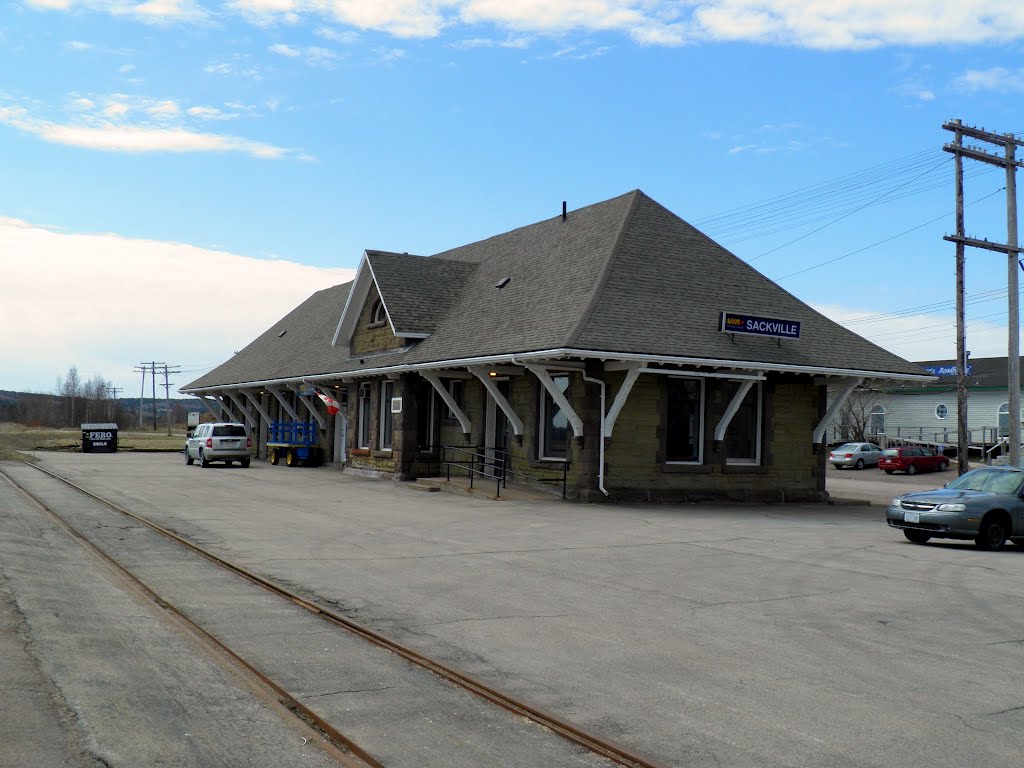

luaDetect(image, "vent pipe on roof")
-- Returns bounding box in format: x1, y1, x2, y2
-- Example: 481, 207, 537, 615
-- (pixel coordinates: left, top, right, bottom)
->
562, 201, 567, 222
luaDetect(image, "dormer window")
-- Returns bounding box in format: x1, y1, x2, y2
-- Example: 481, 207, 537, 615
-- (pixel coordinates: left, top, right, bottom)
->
369, 299, 386, 326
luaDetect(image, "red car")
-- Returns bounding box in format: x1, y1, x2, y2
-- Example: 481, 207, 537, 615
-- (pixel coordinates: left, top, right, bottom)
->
878, 446, 949, 475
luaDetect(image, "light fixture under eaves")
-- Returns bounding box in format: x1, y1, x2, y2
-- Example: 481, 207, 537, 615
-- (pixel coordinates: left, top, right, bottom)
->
277, 330, 287, 337
495, 277, 511, 290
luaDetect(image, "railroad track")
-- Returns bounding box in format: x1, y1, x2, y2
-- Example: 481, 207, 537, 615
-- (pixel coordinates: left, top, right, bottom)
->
2, 461, 670, 768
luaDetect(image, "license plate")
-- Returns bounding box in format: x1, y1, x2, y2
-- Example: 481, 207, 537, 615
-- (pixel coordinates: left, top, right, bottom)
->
904, 511, 920, 523
222, 439, 238, 445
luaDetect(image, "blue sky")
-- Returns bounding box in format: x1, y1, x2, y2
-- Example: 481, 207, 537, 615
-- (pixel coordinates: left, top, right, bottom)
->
1, 1, 1023, 396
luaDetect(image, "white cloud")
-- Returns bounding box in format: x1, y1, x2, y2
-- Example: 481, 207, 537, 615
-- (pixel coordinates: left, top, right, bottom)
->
119, 63, 136, 73
953, 67, 1024, 94
315, 26, 359, 43
0, 99, 300, 158
22, 1, 1024, 49
187, 105, 237, 120
0, 217, 354, 394
269, 43, 301, 57
66, 40, 93, 51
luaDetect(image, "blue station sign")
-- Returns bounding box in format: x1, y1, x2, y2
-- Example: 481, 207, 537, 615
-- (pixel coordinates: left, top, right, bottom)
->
720, 311, 801, 340
922, 365, 972, 377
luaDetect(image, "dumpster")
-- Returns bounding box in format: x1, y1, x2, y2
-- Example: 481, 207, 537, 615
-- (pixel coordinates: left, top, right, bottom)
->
81, 423, 118, 453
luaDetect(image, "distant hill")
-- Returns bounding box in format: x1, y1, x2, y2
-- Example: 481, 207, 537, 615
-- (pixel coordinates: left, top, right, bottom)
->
0, 390, 202, 428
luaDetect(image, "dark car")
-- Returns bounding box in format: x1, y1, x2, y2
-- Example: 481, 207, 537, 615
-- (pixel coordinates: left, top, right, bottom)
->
886, 466, 1024, 550
878, 446, 949, 475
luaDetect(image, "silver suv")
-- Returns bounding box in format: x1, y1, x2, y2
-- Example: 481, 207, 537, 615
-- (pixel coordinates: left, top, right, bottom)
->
185, 423, 252, 467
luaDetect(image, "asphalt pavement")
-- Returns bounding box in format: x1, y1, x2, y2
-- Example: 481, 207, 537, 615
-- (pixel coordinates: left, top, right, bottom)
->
2, 452, 1024, 768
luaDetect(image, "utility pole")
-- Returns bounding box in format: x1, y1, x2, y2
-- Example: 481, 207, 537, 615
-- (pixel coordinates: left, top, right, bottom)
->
160, 365, 181, 436
105, 385, 122, 422
134, 365, 147, 429
953, 122, 969, 475
943, 120, 1024, 466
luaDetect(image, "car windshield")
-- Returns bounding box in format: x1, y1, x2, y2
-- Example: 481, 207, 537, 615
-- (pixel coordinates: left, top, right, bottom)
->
946, 468, 1024, 495
835, 444, 860, 452
883, 449, 899, 456
212, 425, 247, 437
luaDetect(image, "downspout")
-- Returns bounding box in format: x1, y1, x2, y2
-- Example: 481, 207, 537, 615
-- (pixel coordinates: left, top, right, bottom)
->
513, 354, 607, 495
582, 371, 608, 497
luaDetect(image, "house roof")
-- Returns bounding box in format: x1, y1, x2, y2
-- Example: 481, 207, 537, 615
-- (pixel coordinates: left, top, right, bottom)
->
890, 356, 1024, 391
182, 190, 927, 392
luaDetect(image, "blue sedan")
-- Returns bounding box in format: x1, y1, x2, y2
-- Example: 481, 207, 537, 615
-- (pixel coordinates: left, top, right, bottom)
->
886, 466, 1024, 550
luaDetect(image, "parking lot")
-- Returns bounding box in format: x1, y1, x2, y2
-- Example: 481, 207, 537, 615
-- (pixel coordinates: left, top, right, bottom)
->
5, 452, 1024, 767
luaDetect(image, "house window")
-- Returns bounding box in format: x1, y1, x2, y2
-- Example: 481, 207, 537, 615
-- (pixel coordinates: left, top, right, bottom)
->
357, 384, 372, 449
725, 382, 761, 465
444, 379, 464, 420
665, 378, 703, 463
869, 404, 886, 435
935, 403, 948, 420
379, 380, 395, 450
370, 299, 386, 325
539, 375, 570, 460
998, 402, 1010, 436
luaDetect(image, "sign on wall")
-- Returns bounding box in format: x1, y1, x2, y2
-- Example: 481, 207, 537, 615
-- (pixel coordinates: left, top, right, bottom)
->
720, 311, 801, 340
922, 365, 972, 377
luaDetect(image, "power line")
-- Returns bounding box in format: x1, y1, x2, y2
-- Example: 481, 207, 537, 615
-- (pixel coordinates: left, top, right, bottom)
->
750, 155, 954, 262
773, 185, 1006, 280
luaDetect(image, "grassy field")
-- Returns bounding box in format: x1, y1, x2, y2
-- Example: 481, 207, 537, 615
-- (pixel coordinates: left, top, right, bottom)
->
0, 423, 186, 461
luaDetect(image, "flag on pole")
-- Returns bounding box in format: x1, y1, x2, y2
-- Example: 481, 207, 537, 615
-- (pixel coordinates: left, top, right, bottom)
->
314, 387, 341, 415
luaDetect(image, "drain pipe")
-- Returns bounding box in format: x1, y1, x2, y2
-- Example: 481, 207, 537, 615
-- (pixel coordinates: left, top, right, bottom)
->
512, 356, 608, 497
581, 371, 609, 497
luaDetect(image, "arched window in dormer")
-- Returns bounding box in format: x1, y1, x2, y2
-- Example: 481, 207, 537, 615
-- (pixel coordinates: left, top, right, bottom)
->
370, 299, 386, 325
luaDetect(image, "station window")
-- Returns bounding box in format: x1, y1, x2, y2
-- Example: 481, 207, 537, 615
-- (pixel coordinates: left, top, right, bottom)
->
665, 378, 703, 464
444, 379, 464, 420
539, 375, 570, 461
725, 382, 761, 465
357, 384, 372, 449
935, 403, 948, 420
370, 299, 386, 325
379, 380, 395, 450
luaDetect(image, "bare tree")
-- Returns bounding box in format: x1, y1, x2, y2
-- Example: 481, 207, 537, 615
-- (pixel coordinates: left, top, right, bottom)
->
56, 366, 82, 427
829, 386, 885, 443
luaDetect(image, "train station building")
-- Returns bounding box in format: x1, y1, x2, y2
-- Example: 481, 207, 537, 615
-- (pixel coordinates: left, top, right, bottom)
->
180, 190, 930, 501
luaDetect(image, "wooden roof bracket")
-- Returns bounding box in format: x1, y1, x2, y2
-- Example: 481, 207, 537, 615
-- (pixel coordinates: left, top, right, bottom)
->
714, 380, 755, 441
225, 391, 258, 429
197, 394, 228, 421
240, 388, 273, 424
523, 362, 584, 438
469, 365, 524, 436
287, 384, 328, 431
421, 371, 472, 435
604, 363, 643, 438
267, 386, 303, 423
812, 377, 864, 444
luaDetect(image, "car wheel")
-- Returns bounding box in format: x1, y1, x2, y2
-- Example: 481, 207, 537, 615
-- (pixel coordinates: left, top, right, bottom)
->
885, 470, 894, 475
975, 514, 1009, 550
200, 449, 210, 468
855, 459, 865, 470
240, 458, 250, 468
270, 449, 279, 465
185, 449, 194, 466
938, 460, 949, 471
906, 464, 917, 475
833, 464, 843, 470
904, 529, 931, 544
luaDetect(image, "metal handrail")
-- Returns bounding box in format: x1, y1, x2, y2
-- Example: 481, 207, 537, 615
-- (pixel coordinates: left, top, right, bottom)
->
439, 444, 569, 499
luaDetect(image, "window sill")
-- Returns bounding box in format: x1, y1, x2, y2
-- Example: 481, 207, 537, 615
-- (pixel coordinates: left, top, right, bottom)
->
372, 449, 393, 458
350, 448, 370, 456
661, 463, 713, 474
722, 463, 768, 474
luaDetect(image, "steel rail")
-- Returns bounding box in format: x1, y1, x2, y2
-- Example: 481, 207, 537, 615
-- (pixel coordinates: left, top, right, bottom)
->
14, 461, 670, 768
0, 466, 379, 768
